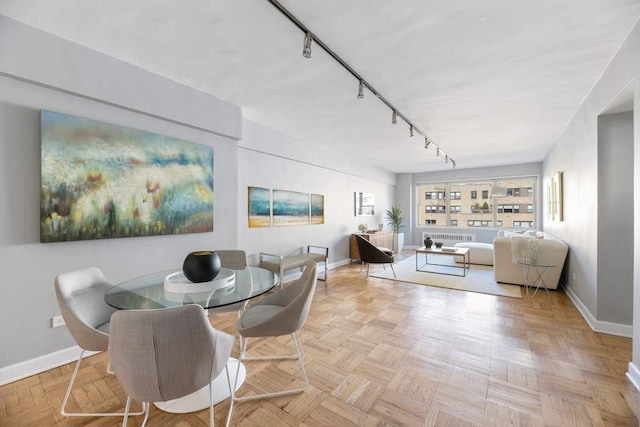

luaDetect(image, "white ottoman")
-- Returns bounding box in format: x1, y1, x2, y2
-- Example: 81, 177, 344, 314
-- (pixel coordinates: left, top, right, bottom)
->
453, 242, 494, 265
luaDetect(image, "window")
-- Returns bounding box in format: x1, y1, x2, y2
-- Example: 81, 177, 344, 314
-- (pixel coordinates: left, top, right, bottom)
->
416, 177, 536, 228
467, 220, 493, 227
513, 221, 533, 228
425, 205, 446, 213
498, 204, 520, 214
425, 219, 436, 225
425, 191, 445, 200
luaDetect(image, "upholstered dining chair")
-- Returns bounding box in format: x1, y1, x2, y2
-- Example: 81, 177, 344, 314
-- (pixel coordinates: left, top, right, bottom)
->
226, 261, 318, 424
216, 249, 248, 270
209, 250, 250, 316
109, 304, 235, 427
354, 234, 396, 278
54, 266, 144, 418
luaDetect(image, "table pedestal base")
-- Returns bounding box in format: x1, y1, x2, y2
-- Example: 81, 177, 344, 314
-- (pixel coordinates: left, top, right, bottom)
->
154, 358, 246, 413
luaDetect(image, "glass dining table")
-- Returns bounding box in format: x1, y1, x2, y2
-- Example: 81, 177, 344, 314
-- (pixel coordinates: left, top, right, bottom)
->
104, 266, 278, 414
104, 266, 277, 311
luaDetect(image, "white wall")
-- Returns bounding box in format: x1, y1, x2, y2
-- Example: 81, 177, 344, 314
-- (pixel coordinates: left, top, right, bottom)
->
0, 17, 242, 371
542, 20, 640, 378
238, 120, 396, 265
597, 112, 634, 325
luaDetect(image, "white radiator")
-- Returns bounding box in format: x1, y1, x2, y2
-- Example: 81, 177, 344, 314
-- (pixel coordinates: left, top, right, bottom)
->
422, 232, 476, 246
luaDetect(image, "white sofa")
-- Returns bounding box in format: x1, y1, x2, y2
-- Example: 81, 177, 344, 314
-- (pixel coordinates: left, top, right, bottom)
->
493, 231, 569, 289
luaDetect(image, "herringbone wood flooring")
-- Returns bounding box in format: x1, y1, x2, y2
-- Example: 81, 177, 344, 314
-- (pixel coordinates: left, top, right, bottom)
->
2, 254, 639, 426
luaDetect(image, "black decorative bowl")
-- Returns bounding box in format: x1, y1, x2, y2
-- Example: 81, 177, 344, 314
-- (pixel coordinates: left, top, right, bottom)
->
182, 251, 221, 283
434, 242, 444, 248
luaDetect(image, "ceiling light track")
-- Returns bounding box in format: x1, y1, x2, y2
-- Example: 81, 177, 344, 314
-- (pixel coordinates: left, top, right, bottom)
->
265, 0, 455, 168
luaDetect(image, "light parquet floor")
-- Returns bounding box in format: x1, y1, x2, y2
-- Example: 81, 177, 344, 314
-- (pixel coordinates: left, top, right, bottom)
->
2, 253, 639, 426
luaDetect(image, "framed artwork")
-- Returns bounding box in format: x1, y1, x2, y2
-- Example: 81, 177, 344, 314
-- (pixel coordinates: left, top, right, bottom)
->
273, 190, 310, 226
311, 194, 324, 224
552, 171, 563, 221
248, 187, 271, 227
40, 110, 213, 242
354, 192, 375, 216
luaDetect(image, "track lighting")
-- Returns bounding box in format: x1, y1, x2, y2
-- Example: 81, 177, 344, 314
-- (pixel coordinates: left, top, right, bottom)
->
445, 155, 449, 163
267, 0, 457, 167
302, 32, 313, 58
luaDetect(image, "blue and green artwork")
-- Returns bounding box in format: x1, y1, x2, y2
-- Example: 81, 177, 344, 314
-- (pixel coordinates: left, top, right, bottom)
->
273, 190, 310, 226
40, 110, 214, 242
248, 187, 271, 227
311, 194, 324, 224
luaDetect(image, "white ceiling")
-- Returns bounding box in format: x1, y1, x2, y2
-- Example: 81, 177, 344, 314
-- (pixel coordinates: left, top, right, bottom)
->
1, 0, 639, 173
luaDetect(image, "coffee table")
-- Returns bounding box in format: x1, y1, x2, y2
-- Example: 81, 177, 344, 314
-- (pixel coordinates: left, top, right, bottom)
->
415, 246, 470, 277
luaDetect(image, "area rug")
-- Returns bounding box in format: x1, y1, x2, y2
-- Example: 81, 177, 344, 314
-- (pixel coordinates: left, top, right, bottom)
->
369, 254, 522, 298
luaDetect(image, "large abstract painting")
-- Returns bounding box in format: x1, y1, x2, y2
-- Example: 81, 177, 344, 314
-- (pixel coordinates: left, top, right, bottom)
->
40, 110, 214, 242
248, 186, 271, 227
273, 190, 310, 227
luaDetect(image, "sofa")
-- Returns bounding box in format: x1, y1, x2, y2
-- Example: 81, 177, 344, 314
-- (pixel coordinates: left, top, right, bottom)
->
493, 230, 569, 289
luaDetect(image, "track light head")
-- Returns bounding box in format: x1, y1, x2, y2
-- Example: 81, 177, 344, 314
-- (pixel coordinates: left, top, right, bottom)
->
436, 147, 441, 157
392, 110, 397, 125
409, 125, 414, 137
424, 138, 431, 149
452, 160, 456, 168
445, 155, 449, 163
303, 32, 313, 58
357, 80, 364, 99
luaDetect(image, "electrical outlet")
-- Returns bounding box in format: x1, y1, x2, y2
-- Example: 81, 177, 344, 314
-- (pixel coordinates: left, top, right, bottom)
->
572, 271, 577, 281
51, 315, 65, 328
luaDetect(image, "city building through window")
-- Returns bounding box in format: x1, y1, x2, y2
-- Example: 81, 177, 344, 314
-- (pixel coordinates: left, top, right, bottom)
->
417, 177, 536, 228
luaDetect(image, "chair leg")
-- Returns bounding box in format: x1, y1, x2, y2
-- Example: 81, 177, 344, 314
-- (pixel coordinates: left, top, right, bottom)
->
61, 350, 145, 418
209, 381, 215, 427
389, 263, 397, 278
366, 264, 371, 277
224, 365, 234, 427
140, 402, 150, 427
122, 397, 131, 427
234, 332, 308, 402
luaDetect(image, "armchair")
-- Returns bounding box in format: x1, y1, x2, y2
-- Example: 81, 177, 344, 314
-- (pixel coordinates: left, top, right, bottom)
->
354, 234, 396, 278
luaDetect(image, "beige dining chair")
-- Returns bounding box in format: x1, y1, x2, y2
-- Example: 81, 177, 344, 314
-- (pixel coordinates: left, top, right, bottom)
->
209, 250, 250, 316
226, 261, 318, 424
215, 249, 248, 270
109, 304, 235, 427
54, 266, 144, 418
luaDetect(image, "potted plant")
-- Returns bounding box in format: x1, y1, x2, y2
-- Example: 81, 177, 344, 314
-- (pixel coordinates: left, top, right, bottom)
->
385, 205, 405, 253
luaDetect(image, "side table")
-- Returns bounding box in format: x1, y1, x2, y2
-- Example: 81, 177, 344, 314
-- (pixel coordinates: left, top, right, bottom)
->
518, 261, 555, 297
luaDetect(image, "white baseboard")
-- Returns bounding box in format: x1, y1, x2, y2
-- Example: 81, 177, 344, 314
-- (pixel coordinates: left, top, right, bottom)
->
0, 346, 99, 386
562, 283, 633, 338
627, 362, 640, 391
